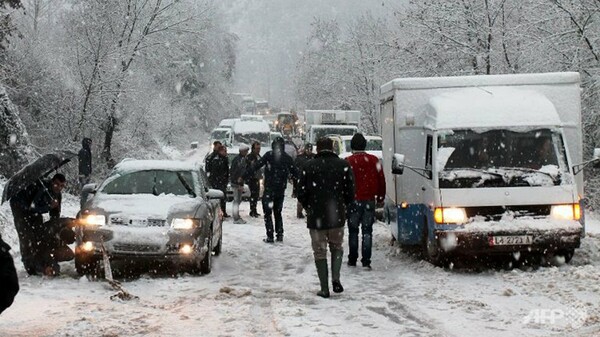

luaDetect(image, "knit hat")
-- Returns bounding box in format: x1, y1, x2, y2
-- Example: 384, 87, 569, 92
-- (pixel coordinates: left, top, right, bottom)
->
350, 133, 366, 151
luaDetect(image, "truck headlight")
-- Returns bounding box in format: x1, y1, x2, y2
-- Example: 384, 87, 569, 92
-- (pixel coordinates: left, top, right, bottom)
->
81, 214, 106, 226
171, 218, 199, 229
434, 207, 467, 224
551, 204, 581, 220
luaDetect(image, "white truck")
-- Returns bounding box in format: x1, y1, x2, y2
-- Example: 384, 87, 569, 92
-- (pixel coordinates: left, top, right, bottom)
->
303, 110, 360, 145
230, 116, 271, 156
380, 72, 600, 265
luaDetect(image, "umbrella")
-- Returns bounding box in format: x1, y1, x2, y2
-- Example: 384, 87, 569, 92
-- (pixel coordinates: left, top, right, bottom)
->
1, 151, 76, 204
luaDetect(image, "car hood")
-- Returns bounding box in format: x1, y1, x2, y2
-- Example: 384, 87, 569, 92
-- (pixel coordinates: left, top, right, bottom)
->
85, 193, 200, 221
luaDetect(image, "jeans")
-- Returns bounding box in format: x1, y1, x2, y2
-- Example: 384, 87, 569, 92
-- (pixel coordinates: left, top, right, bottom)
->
248, 179, 260, 214
232, 185, 243, 220
262, 191, 284, 239
347, 200, 375, 266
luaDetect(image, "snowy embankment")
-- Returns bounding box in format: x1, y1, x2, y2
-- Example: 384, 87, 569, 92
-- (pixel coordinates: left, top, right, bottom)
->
1, 177, 600, 336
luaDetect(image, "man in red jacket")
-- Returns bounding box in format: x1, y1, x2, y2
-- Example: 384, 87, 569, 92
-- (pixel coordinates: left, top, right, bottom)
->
345, 133, 386, 269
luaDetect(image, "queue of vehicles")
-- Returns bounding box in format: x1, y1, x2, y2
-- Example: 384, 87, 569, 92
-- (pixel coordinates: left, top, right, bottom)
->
72, 71, 600, 281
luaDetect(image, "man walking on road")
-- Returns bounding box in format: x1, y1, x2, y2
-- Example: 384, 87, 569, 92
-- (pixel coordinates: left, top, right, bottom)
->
230, 144, 249, 224
345, 133, 386, 269
245, 141, 262, 218
247, 137, 297, 243
298, 137, 355, 298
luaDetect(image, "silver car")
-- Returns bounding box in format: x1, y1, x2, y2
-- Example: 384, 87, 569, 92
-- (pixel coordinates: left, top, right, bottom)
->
75, 159, 224, 276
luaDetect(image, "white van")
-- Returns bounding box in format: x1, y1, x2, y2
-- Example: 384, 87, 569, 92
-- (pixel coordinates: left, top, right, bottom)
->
380, 72, 600, 265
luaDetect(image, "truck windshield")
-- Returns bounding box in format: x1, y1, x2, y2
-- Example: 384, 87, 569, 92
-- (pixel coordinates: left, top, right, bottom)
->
437, 129, 568, 188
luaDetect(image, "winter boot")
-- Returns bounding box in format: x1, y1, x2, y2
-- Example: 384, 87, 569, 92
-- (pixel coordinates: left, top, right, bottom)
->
331, 249, 344, 293
315, 259, 330, 298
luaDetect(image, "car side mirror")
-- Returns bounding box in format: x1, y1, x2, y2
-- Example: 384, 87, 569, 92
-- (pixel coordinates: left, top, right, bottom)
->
206, 189, 224, 200
82, 183, 97, 194
391, 154, 405, 175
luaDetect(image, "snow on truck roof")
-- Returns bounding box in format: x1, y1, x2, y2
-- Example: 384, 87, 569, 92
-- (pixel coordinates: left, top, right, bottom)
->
426, 87, 562, 129
380, 72, 580, 95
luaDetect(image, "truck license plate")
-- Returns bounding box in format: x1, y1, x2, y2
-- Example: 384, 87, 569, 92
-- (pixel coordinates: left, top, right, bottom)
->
490, 235, 533, 246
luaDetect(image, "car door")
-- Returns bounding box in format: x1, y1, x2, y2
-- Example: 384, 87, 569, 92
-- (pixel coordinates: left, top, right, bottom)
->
198, 169, 221, 244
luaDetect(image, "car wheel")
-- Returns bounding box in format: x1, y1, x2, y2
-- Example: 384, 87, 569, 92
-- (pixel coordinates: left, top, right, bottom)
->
75, 255, 100, 277
199, 231, 213, 274
213, 229, 222, 256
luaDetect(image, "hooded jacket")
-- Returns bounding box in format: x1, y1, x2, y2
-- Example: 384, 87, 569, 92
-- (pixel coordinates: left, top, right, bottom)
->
248, 138, 297, 194
78, 138, 92, 176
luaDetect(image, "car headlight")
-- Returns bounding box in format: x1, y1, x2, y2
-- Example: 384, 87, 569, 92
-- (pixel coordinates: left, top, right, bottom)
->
434, 207, 467, 224
81, 214, 106, 226
551, 204, 581, 220
171, 218, 199, 229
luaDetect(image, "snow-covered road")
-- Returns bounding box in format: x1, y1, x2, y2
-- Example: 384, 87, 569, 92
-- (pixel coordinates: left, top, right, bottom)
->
1, 187, 600, 336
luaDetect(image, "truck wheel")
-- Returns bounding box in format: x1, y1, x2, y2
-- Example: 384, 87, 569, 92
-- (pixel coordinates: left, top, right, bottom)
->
199, 231, 213, 274
422, 222, 446, 267
560, 249, 575, 264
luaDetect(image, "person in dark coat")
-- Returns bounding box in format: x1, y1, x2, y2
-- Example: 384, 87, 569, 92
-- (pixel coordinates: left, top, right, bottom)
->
9, 173, 73, 276
204, 141, 222, 166
0, 235, 19, 314
345, 133, 386, 269
78, 137, 93, 190
206, 144, 230, 217
298, 137, 355, 298
230, 143, 249, 224
294, 143, 314, 218
247, 137, 298, 242
245, 141, 262, 218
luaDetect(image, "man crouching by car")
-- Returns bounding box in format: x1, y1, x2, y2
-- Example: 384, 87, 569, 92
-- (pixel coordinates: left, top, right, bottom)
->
0, 235, 19, 314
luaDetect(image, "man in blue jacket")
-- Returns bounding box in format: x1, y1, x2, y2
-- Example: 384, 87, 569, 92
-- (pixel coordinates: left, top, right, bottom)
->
248, 137, 298, 243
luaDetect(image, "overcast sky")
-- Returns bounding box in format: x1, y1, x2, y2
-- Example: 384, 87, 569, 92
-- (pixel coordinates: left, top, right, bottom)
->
219, 0, 392, 110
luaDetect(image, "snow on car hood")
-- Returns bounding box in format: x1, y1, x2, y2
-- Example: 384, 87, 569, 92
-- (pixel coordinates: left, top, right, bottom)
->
86, 193, 199, 220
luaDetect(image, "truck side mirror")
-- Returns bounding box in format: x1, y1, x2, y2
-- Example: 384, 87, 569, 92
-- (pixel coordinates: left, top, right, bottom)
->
392, 154, 405, 175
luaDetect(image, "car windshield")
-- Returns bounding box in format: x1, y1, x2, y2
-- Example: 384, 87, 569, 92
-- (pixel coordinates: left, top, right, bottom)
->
366, 139, 382, 151
313, 127, 356, 140
211, 130, 229, 140
101, 170, 196, 196
437, 129, 567, 188
233, 132, 269, 145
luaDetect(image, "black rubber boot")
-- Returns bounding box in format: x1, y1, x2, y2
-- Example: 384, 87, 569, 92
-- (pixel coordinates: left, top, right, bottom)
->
315, 259, 330, 298
331, 249, 344, 293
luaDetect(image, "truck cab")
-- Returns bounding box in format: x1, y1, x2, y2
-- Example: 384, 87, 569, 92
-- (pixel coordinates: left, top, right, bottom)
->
380, 72, 600, 265
304, 110, 360, 144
